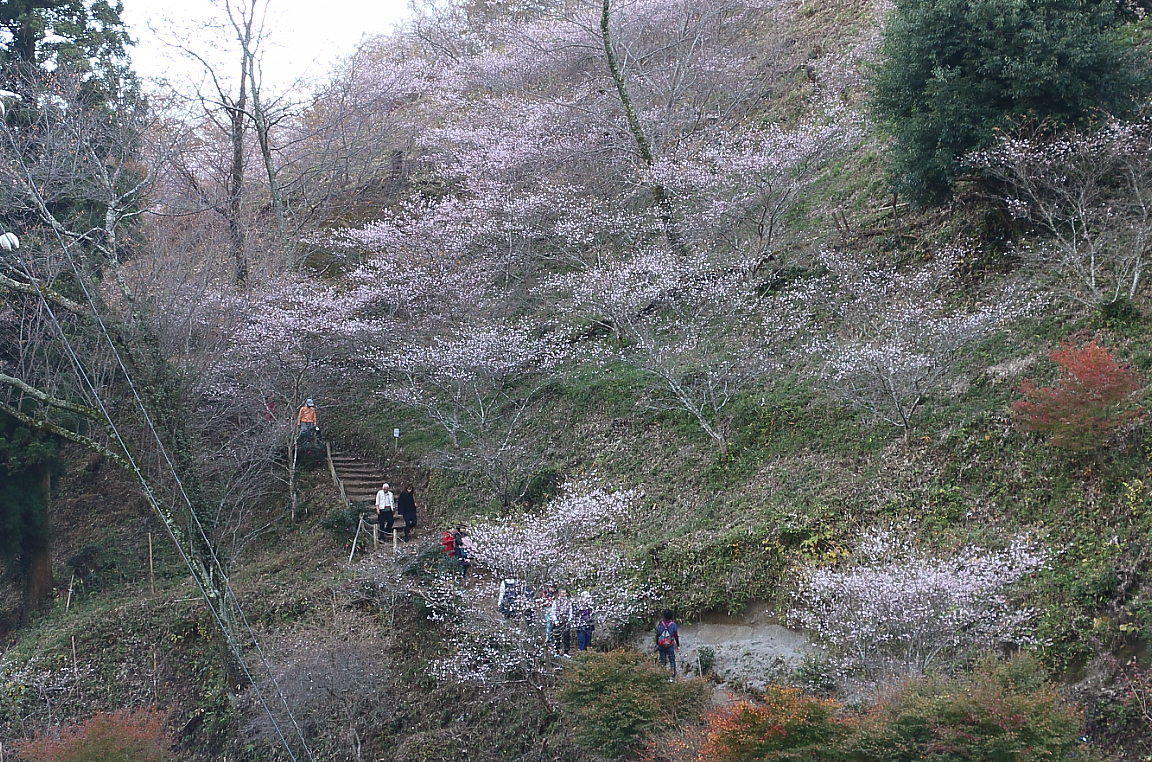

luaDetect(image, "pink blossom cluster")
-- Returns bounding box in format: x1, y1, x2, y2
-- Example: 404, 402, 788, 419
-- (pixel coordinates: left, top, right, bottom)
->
202, 277, 385, 399
650, 117, 861, 250
967, 117, 1152, 305
777, 246, 1037, 437
465, 480, 653, 627
788, 527, 1048, 681
0, 653, 96, 725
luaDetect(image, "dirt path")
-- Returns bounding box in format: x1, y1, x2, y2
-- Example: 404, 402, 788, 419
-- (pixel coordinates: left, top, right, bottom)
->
669, 603, 813, 696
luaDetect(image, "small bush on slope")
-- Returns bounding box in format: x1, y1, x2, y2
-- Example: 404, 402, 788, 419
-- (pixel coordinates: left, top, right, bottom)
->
559, 649, 707, 759
842, 654, 1092, 762
696, 655, 1092, 762
17, 709, 175, 762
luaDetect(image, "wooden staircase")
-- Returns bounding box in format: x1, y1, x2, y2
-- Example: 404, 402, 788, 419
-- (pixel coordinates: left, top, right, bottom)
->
327, 451, 430, 552
328, 453, 385, 504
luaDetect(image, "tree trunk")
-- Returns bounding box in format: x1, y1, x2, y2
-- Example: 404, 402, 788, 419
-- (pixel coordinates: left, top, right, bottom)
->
600, 0, 689, 258
228, 96, 248, 285
23, 546, 53, 622
248, 58, 293, 267
22, 471, 53, 621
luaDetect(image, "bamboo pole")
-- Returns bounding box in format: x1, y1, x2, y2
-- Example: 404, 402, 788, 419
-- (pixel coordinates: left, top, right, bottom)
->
65, 573, 74, 612
289, 438, 298, 523
148, 532, 155, 595
349, 517, 364, 563
327, 443, 351, 510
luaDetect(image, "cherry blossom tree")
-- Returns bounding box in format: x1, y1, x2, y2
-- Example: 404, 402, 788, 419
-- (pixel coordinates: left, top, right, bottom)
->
780, 246, 1037, 445
372, 323, 570, 506
650, 116, 861, 255
543, 247, 769, 451
788, 527, 1047, 682
968, 118, 1152, 307
415, 482, 655, 701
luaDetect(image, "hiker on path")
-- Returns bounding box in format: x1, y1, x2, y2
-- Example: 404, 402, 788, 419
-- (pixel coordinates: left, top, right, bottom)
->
575, 592, 594, 651
549, 589, 573, 658
375, 483, 395, 537
441, 529, 455, 556
656, 609, 680, 678
538, 586, 557, 638
296, 399, 319, 443
454, 526, 473, 576
397, 483, 418, 541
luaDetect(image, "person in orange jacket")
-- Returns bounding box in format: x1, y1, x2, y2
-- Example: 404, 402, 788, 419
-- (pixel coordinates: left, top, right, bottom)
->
297, 398, 319, 443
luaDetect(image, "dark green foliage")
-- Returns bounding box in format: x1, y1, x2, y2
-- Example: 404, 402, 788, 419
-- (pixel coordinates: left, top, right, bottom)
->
0, 413, 59, 574
642, 526, 788, 616
1095, 297, 1144, 333
872, 0, 1148, 206
0, 0, 134, 94
559, 649, 707, 759
842, 654, 1089, 762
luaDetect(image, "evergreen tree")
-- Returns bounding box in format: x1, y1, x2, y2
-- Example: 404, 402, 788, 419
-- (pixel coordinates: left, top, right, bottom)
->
0, 412, 61, 618
872, 0, 1149, 206
0, 0, 135, 96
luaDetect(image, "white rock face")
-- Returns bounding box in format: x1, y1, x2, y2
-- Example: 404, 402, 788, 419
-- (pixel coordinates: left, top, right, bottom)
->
638, 603, 814, 695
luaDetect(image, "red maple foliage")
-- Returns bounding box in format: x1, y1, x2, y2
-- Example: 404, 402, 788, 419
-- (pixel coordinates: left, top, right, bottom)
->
1012, 340, 1145, 450
697, 686, 841, 762
16, 708, 175, 762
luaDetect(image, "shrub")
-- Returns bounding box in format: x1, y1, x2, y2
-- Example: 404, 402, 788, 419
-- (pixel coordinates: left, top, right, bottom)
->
696, 646, 716, 677
559, 649, 707, 759
1012, 340, 1145, 451
788, 528, 1046, 681
841, 654, 1088, 762
872, 0, 1147, 206
17, 708, 175, 762
699, 686, 840, 762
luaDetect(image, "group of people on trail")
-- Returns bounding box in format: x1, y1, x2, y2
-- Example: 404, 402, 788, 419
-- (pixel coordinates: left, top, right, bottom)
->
299, 397, 683, 675
495, 582, 679, 671
496, 584, 596, 658
374, 482, 419, 541
440, 526, 474, 575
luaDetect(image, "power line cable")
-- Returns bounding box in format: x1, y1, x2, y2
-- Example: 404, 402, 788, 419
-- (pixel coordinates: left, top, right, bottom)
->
3, 116, 314, 761
9, 249, 303, 762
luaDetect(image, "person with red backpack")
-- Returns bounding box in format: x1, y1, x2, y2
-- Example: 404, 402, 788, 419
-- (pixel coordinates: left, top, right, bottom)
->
655, 609, 680, 678
441, 529, 455, 557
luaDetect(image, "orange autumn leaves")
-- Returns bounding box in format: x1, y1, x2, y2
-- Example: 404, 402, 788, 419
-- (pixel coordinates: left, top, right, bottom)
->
699, 687, 838, 762
1013, 340, 1145, 451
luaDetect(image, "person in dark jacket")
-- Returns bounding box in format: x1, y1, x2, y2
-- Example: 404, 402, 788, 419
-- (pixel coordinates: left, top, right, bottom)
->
397, 483, 418, 541
656, 609, 680, 678
575, 592, 594, 651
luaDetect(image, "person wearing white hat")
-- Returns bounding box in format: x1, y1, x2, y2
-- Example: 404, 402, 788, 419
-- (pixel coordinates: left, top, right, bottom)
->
296, 398, 319, 444
375, 482, 395, 538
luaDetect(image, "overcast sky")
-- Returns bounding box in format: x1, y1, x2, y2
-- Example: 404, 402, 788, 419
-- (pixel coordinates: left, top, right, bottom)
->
122, 0, 413, 95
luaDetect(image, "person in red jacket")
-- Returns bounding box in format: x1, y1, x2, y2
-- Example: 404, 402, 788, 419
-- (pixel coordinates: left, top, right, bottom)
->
441, 529, 455, 556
